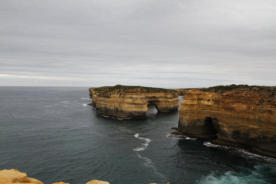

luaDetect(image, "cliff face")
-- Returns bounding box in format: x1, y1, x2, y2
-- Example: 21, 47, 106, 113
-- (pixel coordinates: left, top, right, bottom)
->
179, 86, 276, 158
89, 85, 178, 119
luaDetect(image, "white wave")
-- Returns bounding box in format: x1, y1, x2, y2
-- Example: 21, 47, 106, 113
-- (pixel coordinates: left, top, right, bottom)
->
237, 148, 276, 162
82, 104, 88, 107
167, 133, 197, 140
133, 133, 152, 152
203, 142, 276, 162
203, 141, 221, 148
136, 153, 167, 181
133, 133, 167, 181
185, 136, 197, 141
197, 170, 270, 184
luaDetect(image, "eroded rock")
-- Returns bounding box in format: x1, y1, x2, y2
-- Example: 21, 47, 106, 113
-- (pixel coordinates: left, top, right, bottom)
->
178, 86, 276, 158
86, 180, 110, 184
89, 85, 178, 119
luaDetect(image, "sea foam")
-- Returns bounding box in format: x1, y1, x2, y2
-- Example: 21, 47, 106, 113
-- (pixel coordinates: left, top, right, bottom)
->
133, 133, 167, 181
133, 133, 152, 152
197, 168, 270, 184
203, 142, 276, 162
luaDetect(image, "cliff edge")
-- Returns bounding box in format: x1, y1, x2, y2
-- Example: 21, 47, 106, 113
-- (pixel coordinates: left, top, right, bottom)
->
89, 85, 178, 119
178, 85, 276, 158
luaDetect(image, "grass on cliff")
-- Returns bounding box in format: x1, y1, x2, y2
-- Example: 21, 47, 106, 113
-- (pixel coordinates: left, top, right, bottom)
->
92, 85, 175, 97
201, 84, 276, 94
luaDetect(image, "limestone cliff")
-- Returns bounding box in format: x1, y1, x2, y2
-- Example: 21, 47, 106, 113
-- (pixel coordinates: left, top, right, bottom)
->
89, 85, 178, 119
178, 85, 276, 158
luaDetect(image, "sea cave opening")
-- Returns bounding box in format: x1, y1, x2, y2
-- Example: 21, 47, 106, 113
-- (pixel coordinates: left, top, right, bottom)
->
204, 117, 219, 139
146, 103, 159, 117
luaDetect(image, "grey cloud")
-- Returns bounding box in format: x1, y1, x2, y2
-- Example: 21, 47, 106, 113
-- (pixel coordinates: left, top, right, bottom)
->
0, 0, 276, 87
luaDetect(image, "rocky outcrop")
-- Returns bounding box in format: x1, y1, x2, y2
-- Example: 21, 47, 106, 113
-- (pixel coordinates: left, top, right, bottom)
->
178, 85, 276, 158
89, 85, 178, 119
86, 180, 110, 184
0, 169, 43, 184
0, 169, 110, 184
0, 169, 170, 184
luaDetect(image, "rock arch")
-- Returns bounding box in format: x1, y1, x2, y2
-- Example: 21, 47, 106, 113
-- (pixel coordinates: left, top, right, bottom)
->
203, 117, 219, 139
89, 85, 179, 119
146, 101, 159, 117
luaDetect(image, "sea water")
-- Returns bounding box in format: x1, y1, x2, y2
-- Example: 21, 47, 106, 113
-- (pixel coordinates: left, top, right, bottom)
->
0, 87, 275, 184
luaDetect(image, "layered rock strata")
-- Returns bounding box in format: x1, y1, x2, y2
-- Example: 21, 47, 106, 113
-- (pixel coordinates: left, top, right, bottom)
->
178, 85, 276, 158
89, 85, 178, 119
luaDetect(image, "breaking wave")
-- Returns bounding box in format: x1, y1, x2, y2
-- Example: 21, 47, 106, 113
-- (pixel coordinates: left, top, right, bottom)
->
133, 133, 167, 181
203, 142, 276, 162
197, 164, 276, 184
167, 133, 197, 140
133, 133, 152, 152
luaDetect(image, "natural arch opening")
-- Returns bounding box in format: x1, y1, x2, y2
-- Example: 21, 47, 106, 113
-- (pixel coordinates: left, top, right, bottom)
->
204, 117, 218, 139
146, 103, 159, 117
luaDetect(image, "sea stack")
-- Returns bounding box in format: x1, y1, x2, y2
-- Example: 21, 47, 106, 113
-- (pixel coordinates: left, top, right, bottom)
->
178, 85, 276, 158
89, 85, 178, 119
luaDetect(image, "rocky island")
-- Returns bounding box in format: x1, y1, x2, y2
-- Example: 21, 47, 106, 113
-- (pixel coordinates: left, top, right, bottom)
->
178, 85, 276, 158
89, 85, 178, 119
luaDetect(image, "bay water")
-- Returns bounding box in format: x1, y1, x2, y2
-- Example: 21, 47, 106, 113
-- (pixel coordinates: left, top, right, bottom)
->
0, 87, 275, 184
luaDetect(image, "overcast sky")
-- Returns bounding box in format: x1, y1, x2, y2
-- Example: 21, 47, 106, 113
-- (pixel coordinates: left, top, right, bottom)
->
1, 0, 276, 88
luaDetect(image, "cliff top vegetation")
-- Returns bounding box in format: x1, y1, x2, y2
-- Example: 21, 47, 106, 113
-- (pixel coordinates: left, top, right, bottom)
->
90, 85, 175, 97
201, 84, 276, 94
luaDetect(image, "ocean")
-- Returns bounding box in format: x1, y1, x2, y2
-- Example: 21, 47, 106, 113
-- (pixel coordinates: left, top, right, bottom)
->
0, 87, 275, 184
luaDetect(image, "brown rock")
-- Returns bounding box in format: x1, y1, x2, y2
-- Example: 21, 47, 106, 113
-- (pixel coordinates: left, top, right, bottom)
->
89, 85, 178, 119
0, 169, 43, 184
0, 169, 112, 184
86, 180, 110, 184
178, 86, 276, 158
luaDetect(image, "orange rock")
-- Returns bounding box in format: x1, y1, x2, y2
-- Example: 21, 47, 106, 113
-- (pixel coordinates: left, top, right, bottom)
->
0, 169, 43, 184
86, 180, 110, 184
179, 86, 276, 158
89, 85, 178, 119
